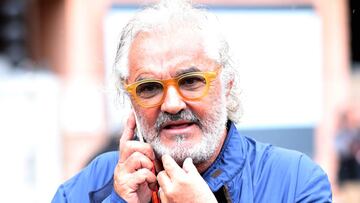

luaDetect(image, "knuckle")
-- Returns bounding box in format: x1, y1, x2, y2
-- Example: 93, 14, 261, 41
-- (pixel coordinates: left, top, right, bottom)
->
114, 162, 125, 175
114, 172, 128, 188
126, 153, 141, 165
174, 174, 191, 188
137, 168, 149, 176
130, 151, 144, 159
115, 162, 123, 171
114, 163, 128, 180
119, 141, 131, 156
166, 188, 176, 198
123, 140, 133, 150
133, 172, 146, 182
177, 177, 186, 185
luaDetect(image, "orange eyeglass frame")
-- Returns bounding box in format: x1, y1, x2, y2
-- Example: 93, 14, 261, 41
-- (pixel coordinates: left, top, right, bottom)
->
124, 69, 220, 108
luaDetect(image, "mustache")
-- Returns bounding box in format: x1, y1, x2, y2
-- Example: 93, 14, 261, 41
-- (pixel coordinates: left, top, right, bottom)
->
155, 109, 201, 132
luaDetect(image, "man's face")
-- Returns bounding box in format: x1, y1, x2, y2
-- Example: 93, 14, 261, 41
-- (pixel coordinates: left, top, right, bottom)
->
127, 27, 228, 164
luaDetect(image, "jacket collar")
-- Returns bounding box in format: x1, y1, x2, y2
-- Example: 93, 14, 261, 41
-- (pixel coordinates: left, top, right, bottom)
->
202, 121, 246, 191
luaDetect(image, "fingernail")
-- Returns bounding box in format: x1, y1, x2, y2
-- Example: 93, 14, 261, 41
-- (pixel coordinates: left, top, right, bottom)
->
184, 157, 192, 164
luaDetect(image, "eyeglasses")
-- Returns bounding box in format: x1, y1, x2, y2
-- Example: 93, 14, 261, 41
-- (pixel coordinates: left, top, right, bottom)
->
124, 70, 220, 108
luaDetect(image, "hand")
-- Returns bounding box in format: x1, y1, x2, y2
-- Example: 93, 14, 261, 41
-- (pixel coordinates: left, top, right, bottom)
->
113, 113, 157, 203
157, 155, 217, 203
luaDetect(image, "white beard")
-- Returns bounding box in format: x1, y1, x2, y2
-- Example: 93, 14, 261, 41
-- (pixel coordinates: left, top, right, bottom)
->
136, 91, 228, 165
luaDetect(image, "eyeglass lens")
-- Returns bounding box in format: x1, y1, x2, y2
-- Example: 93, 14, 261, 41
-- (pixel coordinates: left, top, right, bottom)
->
135, 74, 207, 105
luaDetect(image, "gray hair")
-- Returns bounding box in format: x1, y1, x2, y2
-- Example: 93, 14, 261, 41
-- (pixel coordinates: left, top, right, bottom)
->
113, 0, 242, 123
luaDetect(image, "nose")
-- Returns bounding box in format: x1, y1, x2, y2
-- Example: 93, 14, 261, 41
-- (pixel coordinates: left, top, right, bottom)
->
160, 86, 186, 114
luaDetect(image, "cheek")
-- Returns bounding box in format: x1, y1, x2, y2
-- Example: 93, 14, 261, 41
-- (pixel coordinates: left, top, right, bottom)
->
135, 107, 159, 127
186, 102, 208, 119
186, 81, 224, 118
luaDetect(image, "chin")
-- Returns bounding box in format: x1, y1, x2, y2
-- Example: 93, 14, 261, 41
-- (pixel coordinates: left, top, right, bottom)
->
152, 137, 215, 166
164, 135, 198, 147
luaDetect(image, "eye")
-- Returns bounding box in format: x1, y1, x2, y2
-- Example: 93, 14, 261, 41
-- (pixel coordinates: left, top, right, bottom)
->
136, 82, 163, 99
178, 75, 206, 91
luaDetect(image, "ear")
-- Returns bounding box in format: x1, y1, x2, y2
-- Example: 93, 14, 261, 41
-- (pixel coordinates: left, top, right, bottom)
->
226, 79, 234, 97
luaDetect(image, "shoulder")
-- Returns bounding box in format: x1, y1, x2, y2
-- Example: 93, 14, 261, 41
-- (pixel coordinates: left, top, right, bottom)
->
256, 141, 329, 183
244, 137, 332, 202
84, 151, 119, 177
52, 151, 119, 202
292, 152, 333, 202
244, 136, 303, 169
244, 136, 318, 172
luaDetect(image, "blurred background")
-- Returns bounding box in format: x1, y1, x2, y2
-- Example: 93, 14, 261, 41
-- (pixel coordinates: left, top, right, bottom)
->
0, 0, 359, 202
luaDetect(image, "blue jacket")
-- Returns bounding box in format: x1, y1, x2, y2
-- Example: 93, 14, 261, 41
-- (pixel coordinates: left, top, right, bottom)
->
52, 122, 332, 202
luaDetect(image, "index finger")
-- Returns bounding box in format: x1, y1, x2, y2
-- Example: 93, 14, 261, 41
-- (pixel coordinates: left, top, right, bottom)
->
162, 154, 185, 179
119, 112, 136, 150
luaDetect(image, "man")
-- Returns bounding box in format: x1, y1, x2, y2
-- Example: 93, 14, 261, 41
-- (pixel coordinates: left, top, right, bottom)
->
52, 0, 332, 202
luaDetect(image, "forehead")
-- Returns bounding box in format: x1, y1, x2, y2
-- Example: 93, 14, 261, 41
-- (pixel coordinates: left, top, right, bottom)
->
127, 26, 216, 81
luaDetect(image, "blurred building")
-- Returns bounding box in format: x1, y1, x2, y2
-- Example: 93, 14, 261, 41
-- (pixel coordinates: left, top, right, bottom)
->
0, 0, 358, 202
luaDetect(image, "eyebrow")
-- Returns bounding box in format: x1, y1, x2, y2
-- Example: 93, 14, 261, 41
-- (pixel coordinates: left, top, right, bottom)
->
174, 66, 200, 77
135, 71, 155, 82
135, 66, 200, 82
135, 76, 147, 82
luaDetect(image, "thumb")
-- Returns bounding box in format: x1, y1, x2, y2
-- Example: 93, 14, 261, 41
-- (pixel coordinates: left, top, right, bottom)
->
159, 187, 168, 203
182, 157, 197, 173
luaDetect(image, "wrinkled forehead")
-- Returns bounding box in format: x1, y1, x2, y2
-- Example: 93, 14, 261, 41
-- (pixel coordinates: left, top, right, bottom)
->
126, 24, 220, 79
131, 27, 204, 60
129, 27, 215, 78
